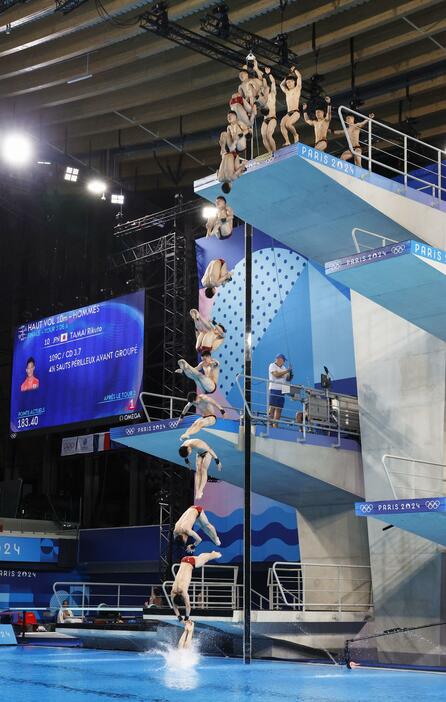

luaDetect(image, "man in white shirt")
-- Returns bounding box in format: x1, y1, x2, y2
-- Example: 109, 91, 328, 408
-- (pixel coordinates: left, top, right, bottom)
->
57, 599, 83, 624
268, 353, 292, 427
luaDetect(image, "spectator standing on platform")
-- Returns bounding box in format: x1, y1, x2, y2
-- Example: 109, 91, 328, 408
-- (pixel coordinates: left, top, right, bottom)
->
268, 353, 292, 427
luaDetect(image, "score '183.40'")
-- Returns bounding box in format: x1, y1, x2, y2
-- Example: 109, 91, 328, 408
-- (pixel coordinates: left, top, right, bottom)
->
17, 416, 39, 429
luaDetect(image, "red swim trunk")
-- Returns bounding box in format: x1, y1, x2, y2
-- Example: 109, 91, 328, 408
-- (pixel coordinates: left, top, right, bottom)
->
181, 556, 196, 567
193, 505, 203, 515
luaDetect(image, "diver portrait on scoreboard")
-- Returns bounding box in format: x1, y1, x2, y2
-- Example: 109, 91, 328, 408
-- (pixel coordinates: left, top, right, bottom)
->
20, 357, 40, 392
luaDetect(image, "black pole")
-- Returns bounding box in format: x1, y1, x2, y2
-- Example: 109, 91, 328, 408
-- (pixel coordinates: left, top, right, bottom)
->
243, 123, 253, 664
243, 219, 252, 664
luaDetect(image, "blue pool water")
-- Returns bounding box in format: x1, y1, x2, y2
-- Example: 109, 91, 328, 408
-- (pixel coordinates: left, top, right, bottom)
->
0, 647, 444, 702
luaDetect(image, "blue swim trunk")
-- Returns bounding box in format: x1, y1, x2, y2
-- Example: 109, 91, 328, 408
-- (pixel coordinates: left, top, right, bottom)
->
269, 389, 284, 409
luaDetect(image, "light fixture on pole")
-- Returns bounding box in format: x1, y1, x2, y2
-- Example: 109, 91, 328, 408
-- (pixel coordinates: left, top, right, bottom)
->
87, 178, 107, 196
1, 132, 33, 166
64, 166, 79, 182
111, 193, 125, 205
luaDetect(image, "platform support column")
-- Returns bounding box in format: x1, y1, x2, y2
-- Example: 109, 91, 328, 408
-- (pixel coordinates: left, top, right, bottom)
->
243, 215, 253, 664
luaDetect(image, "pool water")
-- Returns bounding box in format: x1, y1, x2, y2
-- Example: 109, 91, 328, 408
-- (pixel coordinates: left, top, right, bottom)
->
0, 646, 444, 702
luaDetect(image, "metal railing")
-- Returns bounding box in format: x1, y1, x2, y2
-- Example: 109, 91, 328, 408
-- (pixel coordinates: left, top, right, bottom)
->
235, 373, 360, 446
338, 106, 446, 207
382, 454, 446, 500
351, 227, 398, 254
268, 562, 373, 613
52, 581, 161, 614
139, 390, 238, 423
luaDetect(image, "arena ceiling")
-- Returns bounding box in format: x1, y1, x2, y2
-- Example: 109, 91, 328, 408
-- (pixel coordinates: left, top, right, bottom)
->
0, 0, 445, 193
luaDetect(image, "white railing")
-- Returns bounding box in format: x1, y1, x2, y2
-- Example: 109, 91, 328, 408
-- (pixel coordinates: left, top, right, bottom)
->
338, 106, 446, 207
268, 562, 373, 613
382, 454, 446, 500
139, 390, 238, 423
351, 227, 398, 254
52, 581, 161, 614
235, 373, 360, 446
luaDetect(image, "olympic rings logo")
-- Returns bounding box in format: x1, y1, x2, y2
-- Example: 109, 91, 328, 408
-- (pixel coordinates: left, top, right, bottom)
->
425, 500, 440, 510
126, 427, 135, 435
360, 504, 374, 513
391, 244, 406, 255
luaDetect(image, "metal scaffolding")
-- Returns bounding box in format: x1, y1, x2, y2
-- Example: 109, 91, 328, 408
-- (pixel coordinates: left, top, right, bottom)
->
109, 230, 189, 399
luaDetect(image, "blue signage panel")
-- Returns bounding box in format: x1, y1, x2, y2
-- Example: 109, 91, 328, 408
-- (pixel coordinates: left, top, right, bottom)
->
0, 536, 59, 563
10, 290, 145, 433
410, 240, 446, 264
0, 625, 17, 646
355, 497, 446, 516
325, 240, 412, 275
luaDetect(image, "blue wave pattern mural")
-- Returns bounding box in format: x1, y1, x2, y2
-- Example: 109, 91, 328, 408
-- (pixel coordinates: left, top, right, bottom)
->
199, 482, 299, 564
195, 226, 356, 563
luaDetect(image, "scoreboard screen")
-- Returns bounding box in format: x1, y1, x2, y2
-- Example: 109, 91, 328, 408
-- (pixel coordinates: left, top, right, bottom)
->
10, 290, 145, 433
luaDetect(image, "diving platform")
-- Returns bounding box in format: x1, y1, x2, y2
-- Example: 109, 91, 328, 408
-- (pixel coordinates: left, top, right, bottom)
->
110, 417, 363, 507
325, 240, 446, 341
194, 143, 446, 265
355, 497, 446, 547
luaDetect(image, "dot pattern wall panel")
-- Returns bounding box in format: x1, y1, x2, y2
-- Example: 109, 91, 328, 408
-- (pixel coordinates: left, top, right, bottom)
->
211, 248, 306, 398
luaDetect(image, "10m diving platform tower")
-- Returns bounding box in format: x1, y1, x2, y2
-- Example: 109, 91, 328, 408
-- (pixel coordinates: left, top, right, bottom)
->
193, 108, 446, 665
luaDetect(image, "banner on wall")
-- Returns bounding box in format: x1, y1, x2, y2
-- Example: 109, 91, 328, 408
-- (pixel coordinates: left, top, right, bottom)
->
61, 432, 115, 456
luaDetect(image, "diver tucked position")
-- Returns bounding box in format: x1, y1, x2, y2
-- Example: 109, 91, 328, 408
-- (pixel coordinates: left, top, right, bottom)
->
190, 309, 226, 355
171, 551, 222, 620
175, 351, 220, 394
280, 66, 302, 146
201, 258, 233, 299
179, 438, 222, 500
177, 391, 226, 440
173, 505, 221, 553
206, 196, 234, 240
302, 96, 332, 151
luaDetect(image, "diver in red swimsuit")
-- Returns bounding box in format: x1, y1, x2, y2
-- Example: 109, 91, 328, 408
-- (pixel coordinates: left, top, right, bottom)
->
171, 550, 222, 620
173, 505, 221, 552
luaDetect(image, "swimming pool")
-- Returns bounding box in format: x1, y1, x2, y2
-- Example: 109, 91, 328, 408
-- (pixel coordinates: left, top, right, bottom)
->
0, 646, 444, 702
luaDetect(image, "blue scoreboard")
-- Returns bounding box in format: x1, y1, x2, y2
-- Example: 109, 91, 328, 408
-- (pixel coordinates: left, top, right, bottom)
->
10, 290, 145, 433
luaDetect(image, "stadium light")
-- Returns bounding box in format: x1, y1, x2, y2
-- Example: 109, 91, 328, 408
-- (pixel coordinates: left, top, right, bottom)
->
202, 205, 217, 219
111, 193, 125, 205
64, 166, 79, 182
87, 178, 107, 195
1, 132, 33, 166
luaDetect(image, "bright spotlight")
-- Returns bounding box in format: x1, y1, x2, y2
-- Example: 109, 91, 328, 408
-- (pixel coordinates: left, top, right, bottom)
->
202, 206, 217, 219
64, 166, 79, 182
87, 178, 107, 195
1, 133, 33, 166
111, 193, 125, 205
